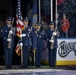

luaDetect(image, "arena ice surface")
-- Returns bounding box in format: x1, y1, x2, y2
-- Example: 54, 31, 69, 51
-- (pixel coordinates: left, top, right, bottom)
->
0, 69, 76, 75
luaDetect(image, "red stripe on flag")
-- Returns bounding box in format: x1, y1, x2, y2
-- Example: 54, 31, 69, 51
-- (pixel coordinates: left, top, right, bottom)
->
15, 0, 24, 56
15, 43, 21, 56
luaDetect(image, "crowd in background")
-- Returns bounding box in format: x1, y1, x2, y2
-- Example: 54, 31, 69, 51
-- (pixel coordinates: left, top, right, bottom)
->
41, 13, 76, 38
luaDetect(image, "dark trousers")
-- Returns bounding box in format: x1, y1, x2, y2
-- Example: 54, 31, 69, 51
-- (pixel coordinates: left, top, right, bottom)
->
35, 46, 42, 66
4, 46, 13, 67
48, 48, 57, 66
22, 46, 30, 66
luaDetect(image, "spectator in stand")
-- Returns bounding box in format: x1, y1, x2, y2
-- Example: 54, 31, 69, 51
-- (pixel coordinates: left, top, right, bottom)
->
61, 13, 70, 38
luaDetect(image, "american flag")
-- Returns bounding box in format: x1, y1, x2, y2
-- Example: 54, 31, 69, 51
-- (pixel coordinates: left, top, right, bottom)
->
15, 42, 21, 56
15, 0, 24, 56
16, 0, 24, 37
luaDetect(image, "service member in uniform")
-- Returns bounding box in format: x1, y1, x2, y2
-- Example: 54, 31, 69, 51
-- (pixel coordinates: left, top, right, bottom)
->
46, 22, 58, 67
33, 23, 45, 67
1, 17, 15, 69
19, 17, 33, 68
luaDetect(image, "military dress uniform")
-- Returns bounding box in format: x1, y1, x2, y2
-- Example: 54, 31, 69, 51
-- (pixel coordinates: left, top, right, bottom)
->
46, 22, 58, 67
33, 23, 45, 67
20, 26, 33, 67
1, 17, 15, 68
19, 17, 33, 67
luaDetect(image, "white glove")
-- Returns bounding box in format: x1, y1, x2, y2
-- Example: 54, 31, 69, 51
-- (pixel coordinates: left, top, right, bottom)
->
28, 29, 31, 32
20, 42, 23, 46
7, 39, 11, 41
20, 34, 26, 37
22, 34, 26, 37
49, 40, 54, 43
9, 30, 13, 34
53, 32, 57, 36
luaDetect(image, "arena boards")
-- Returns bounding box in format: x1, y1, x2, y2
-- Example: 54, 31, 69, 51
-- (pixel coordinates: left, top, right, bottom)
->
0, 69, 76, 75
41, 38, 76, 66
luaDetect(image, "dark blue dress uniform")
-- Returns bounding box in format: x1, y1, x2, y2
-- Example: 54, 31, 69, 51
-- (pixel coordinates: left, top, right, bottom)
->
20, 26, 33, 67
33, 24, 45, 67
46, 22, 58, 67
0, 17, 15, 68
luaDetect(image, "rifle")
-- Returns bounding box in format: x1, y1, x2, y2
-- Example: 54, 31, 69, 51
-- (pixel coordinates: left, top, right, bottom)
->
7, 27, 15, 48
50, 22, 58, 49
7, 18, 14, 48
50, 0, 58, 49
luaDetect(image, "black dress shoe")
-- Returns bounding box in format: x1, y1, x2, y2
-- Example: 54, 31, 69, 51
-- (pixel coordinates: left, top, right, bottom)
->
5, 66, 12, 69
36, 66, 39, 68
53, 65, 56, 67
49, 65, 55, 67
36, 65, 41, 68
20, 66, 28, 69
24, 66, 28, 68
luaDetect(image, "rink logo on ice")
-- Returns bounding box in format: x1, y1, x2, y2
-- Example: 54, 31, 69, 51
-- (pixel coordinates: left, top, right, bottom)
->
58, 41, 76, 57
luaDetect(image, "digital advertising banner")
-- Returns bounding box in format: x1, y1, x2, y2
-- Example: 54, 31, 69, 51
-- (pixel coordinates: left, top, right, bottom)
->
56, 38, 76, 66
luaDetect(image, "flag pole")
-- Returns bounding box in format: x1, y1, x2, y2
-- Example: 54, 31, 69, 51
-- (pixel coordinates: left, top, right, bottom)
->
50, 0, 53, 21
55, 0, 57, 25
39, 0, 41, 23
20, 1, 23, 66
21, 36, 23, 65
32, 0, 37, 65
50, 0, 55, 49
18, 0, 23, 66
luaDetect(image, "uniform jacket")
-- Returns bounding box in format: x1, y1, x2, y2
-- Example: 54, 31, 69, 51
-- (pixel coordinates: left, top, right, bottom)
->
32, 29, 45, 49
1, 25, 15, 47
21, 26, 33, 46
46, 29, 58, 48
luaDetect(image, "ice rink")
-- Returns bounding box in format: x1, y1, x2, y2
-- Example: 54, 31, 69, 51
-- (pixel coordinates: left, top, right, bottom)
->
0, 66, 76, 75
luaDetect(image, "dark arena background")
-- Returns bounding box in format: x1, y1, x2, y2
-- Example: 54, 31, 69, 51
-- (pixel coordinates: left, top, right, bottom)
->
0, 0, 76, 75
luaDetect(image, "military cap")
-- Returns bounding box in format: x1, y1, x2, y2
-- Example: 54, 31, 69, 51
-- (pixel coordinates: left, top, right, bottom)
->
6, 17, 12, 21
49, 21, 54, 25
24, 17, 29, 21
